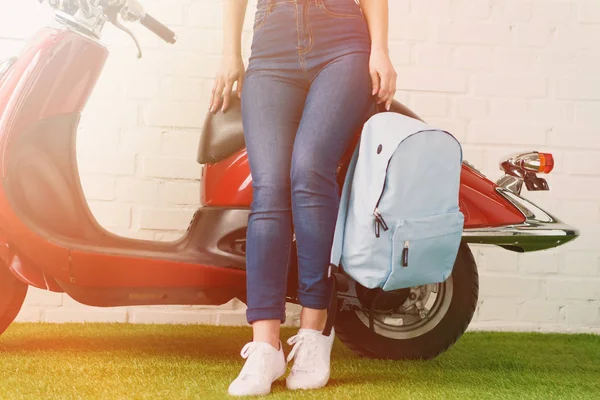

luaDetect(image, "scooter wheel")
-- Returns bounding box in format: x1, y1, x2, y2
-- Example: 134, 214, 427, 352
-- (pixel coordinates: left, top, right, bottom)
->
335, 242, 478, 360
0, 263, 28, 336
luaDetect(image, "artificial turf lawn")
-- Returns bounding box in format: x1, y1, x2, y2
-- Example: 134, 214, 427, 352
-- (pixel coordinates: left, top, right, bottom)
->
0, 324, 598, 399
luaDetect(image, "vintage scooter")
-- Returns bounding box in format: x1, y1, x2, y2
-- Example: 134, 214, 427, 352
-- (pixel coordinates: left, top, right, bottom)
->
0, 0, 579, 360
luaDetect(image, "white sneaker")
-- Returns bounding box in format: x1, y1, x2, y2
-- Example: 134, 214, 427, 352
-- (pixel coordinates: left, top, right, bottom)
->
285, 327, 335, 390
228, 341, 286, 397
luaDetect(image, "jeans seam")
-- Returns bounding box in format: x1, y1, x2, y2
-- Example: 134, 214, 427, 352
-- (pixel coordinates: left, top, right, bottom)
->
293, 1, 310, 81
300, 55, 310, 81
297, 290, 330, 309
294, 1, 302, 62
283, 225, 293, 301
253, 10, 269, 33
246, 306, 286, 324
318, 1, 364, 20
298, 1, 314, 55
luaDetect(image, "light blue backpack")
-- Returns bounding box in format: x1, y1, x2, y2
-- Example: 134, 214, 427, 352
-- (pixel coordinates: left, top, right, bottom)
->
329, 112, 464, 292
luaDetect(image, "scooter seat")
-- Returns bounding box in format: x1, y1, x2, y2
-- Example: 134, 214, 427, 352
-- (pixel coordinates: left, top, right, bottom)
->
196, 96, 422, 165
198, 96, 245, 164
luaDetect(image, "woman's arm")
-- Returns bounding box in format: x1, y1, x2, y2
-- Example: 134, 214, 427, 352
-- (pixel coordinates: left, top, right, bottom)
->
222, 0, 248, 59
210, 0, 248, 112
358, 0, 397, 110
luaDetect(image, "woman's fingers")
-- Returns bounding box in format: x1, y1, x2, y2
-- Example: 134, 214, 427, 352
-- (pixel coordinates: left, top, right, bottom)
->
221, 80, 234, 112
378, 72, 389, 104
370, 69, 380, 97
385, 70, 397, 110
376, 67, 397, 110
236, 73, 244, 99
209, 79, 218, 111
210, 78, 225, 113
210, 73, 243, 113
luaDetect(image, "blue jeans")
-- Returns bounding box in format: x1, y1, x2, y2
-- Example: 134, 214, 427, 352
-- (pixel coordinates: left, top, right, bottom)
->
241, 0, 373, 324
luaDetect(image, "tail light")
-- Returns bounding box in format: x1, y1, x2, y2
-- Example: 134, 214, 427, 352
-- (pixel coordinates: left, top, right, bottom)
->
537, 153, 554, 174
500, 152, 554, 177
498, 152, 554, 195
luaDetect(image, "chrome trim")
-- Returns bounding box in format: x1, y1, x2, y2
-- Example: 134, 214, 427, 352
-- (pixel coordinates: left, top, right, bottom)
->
462, 187, 579, 252
44, 0, 111, 39
496, 174, 524, 195
0, 57, 17, 81
54, 8, 107, 38
120, 0, 144, 22
354, 279, 453, 339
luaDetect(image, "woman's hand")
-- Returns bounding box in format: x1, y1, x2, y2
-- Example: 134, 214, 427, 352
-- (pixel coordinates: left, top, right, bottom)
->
369, 48, 397, 110
210, 55, 245, 113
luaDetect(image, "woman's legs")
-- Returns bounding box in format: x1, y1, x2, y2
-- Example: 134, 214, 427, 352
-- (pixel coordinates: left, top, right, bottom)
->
284, 52, 372, 391
229, 70, 309, 396
241, 71, 308, 347
291, 53, 373, 328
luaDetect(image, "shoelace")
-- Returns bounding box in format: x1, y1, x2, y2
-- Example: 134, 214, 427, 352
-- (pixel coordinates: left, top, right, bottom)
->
240, 342, 260, 358
286, 332, 319, 373
238, 342, 268, 380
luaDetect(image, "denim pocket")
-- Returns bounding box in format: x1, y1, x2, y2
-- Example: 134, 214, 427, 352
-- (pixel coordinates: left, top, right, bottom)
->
253, 7, 269, 32
382, 212, 464, 291
319, 0, 364, 19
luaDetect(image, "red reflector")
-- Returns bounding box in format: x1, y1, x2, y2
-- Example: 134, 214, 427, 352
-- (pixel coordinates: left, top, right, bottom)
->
538, 153, 554, 174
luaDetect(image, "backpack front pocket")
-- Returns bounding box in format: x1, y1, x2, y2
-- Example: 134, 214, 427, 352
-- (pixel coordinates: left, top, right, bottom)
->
383, 211, 464, 291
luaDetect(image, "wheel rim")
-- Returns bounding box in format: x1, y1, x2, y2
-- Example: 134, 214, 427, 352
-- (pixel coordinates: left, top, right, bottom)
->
354, 276, 454, 339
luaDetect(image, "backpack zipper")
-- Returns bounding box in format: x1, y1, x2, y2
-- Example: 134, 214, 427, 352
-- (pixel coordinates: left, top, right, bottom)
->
372, 158, 392, 238
374, 208, 388, 238
402, 241, 409, 267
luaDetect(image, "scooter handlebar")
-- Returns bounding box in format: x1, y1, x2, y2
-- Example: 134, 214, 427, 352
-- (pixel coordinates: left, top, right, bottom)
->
140, 13, 177, 44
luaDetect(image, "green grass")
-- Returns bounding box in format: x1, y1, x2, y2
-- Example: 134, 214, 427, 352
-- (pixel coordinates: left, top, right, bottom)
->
0, 324, 599, 400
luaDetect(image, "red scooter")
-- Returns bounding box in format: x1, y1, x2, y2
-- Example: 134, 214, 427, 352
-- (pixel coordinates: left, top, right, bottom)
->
0, 0, 578, 359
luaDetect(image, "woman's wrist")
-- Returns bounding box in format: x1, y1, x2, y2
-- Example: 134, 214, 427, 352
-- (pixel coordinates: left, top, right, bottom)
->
223, 52, 243, 62
370, 44, 389, 56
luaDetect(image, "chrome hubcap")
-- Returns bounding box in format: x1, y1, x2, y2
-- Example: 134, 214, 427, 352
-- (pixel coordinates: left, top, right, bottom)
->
355, 277, 454, 339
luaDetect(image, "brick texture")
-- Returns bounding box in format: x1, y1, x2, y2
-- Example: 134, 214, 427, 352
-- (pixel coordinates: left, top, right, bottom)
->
3, 0, 600, 333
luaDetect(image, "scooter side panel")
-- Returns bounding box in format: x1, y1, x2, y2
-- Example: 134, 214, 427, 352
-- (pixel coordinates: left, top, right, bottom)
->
459, 165, 526, 227
7, 254, 63, 292
68, 250, 246, 289
0, 28, 108, 281
202, 149, 252, 207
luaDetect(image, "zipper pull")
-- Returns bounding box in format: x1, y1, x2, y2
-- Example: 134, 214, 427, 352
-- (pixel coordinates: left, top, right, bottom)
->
401, 241, 409, 267
373, 209, 389, 231
374, 218, 380, 238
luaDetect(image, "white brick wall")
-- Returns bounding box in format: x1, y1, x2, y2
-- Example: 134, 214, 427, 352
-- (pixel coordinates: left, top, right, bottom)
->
1, 0, 599, 333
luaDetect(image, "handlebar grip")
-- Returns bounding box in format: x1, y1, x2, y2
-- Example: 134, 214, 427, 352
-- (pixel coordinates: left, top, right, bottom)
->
140, 13, 177, 44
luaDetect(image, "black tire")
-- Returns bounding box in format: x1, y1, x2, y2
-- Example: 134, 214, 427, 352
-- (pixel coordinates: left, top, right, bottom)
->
0, 264, 28, 336
335, 243, 478, 360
